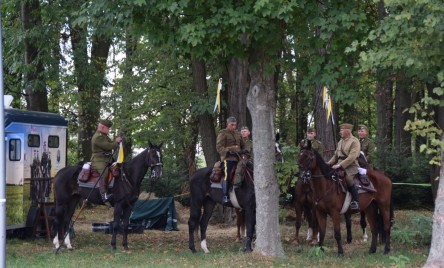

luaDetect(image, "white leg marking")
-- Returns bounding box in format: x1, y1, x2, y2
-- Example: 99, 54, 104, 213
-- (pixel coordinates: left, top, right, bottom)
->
306, 228, 313, 241
363, 229, 368, 242
65, 233, 73, 250
200, 239, 210, 254
53, 234, 60, 249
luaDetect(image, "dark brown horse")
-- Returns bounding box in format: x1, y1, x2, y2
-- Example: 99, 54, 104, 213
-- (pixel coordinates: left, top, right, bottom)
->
294, 171, 366, 245
188, 152, 255, 253
297, 141, 392, 255
293, 173, 318, 245
52, 143, 163, 251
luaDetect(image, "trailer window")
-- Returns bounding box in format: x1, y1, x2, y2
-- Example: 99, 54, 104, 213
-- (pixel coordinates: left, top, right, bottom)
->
9, 139, 21, 161
28, 134, 40, 147
48, 135, 59, 148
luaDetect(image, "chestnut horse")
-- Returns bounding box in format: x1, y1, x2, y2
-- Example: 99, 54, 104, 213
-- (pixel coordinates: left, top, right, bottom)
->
297, 141, 392, 255
53, 143, 163, 251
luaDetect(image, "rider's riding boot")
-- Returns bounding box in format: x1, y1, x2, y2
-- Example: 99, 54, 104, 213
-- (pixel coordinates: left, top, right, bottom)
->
221, 179, 232, 207
99, 170, 112, 206
349, 184, 360, 210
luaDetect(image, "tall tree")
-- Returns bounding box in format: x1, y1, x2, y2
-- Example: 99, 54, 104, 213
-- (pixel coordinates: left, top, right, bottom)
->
21, 0, 48, 111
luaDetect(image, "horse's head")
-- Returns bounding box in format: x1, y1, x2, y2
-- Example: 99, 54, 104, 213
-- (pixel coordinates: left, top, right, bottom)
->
275, 133, 284, 163
147, 141, 163, 180
297, 141, 316, 182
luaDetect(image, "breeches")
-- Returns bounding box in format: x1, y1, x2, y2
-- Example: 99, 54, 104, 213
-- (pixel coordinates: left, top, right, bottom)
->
222, 160, 236, 182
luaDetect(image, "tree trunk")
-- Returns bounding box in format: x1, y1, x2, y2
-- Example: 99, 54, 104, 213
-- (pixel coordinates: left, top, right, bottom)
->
247, 47, 285, 257
70, 21, 111, 162
424, 134, 444, 267
375, 79, 393, 168
191, 58, 219, 166
394, 74, 411, 155
21, 0, 48, 111
314, 84, 336, 160
227, 57, 249, 128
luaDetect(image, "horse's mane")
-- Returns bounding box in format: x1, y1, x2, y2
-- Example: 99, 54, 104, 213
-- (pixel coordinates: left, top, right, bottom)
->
312, 149, 333, 177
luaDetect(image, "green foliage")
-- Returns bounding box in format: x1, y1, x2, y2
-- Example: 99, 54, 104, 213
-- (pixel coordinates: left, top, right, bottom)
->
391, 214, 432, 246
354, 0, 444, 167
389, 255, 411, 268
404, 88, 444, 166
276, 144, 299, 197
376, 146, 433, 209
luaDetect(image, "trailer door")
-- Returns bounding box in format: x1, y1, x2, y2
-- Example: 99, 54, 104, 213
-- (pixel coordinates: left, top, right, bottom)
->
6, 133, 24, 185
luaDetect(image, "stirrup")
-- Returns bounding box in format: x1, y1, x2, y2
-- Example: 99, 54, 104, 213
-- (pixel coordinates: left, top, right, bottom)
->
222, 196, 232, 207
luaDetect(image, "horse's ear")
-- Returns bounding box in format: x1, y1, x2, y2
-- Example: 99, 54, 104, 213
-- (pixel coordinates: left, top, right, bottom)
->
275, 133, 280, 142
307, 140, 312, 149
159, 142, 163, 148
149, 140, 153, 148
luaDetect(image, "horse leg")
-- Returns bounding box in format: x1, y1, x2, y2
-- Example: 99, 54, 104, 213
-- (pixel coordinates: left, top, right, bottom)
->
360, 211, 368, 242
235, 208, 245, 243
111, 204, 123, 251
243, 206, 255, 252
294, 202, 303, 244
365, 202, 378, 253
379, 204, 392, 254
121, 206, 132, 250
330, 211, 343, 256
199, 200, 216, 253
188, 197, 203, 253
316, 210, 327, 251
345, 213, 352, 244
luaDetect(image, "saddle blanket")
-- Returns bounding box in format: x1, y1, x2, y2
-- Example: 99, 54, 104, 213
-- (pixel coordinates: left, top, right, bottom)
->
79, 178, 115, 189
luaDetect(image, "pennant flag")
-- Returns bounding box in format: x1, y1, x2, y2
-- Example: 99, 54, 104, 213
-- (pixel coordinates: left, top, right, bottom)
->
323, 86, 334, 125
116, 142, 124, 163
213, 78, 222, 114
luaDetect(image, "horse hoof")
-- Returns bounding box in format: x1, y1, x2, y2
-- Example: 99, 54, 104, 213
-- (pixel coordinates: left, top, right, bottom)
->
369, 248, 376, 254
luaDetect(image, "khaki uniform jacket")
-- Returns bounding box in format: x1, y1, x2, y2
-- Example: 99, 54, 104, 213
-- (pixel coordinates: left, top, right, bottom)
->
90, 130, 118, 172
327, 135, 360, 176
242, 138, 253, 155
360, 137, 375, 164
311, 139, 324, 157
216, 129, 244, 161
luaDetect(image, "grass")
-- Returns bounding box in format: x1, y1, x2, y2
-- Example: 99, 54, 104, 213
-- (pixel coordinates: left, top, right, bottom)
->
6, 205, 431, 268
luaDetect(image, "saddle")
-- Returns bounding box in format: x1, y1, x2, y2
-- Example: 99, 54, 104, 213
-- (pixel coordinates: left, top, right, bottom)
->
78, 163, 120, 185
334, 168, 376, 193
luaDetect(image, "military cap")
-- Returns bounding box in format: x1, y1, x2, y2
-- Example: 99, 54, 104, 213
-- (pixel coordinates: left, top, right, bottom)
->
358, 124, 368, 132
339, 123, 353, 130
227, 116, 237, 123
241, 126, 249, 131
99, 119, 113, 128
307, 127, 316, 133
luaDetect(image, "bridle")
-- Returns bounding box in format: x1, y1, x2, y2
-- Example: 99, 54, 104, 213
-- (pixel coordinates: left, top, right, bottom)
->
147, 147, 163, 179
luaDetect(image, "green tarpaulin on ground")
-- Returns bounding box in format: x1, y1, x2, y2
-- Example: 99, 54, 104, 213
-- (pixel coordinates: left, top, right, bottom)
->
130, 197, 179, 231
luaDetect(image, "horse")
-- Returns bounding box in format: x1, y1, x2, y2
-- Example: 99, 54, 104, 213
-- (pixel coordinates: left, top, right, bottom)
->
235, 138, 284, 242
52, 143, 163, 251
188, 152, 255, 253
297, 141, 392, 255
357, 153, 395, 244
293, 174, 318, 245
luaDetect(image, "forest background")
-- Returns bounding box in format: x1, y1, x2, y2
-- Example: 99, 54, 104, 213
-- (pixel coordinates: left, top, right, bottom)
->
1, 0, 443, 261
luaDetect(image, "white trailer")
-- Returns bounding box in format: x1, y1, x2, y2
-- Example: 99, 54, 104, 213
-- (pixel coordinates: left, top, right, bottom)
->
5, 107, 68, 235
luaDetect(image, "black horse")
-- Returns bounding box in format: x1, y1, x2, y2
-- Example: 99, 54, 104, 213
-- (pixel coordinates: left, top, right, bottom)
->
188, 152, 255, 253
52, 143, 163, 251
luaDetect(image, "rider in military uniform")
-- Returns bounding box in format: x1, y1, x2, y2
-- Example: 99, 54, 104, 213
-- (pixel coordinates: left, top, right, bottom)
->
91, 119, 122, 206
357, 124, 375, 165
240, 126, 252, 156
216, 116, 245, 206
327, 123, 360, 210
305, 127, 324, 157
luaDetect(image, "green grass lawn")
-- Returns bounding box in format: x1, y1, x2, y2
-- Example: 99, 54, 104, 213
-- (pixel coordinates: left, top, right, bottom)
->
6, 206, 431, 268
